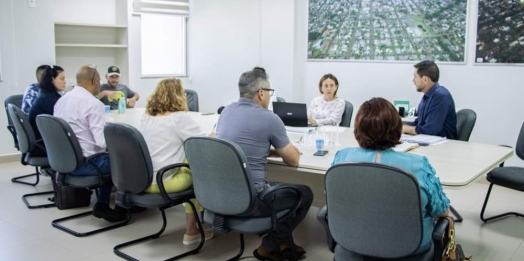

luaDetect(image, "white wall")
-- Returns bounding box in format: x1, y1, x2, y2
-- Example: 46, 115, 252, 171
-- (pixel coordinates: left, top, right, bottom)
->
0, 0, 55, 156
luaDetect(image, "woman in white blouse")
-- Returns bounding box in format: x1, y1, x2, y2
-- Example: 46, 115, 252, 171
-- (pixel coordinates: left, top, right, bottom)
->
307, 73, 346, 126
139, 78, 213, 245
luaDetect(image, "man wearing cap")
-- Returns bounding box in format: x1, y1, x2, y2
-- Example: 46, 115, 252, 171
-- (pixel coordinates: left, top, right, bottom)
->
98, 66, 140, 110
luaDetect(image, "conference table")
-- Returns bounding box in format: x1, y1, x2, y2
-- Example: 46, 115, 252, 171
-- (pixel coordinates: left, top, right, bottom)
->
106, 108, 514, 208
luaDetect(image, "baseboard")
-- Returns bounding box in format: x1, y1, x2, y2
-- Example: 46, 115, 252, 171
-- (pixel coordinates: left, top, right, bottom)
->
0, 153, 21, 164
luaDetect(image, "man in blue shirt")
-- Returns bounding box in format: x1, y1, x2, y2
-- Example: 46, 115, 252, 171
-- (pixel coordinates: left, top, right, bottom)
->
21, 65, 49, 117
403, 61, 457, 139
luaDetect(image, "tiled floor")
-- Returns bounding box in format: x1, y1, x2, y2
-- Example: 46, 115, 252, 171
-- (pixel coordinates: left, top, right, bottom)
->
1, 161, 524, 261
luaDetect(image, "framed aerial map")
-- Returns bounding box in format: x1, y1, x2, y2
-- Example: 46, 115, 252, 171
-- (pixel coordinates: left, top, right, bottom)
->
475, 0, 524, 64
307, 0, 468, 62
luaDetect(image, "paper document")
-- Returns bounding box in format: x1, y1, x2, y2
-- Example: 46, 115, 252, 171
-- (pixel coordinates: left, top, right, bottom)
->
285, 126, 315, 134
393, 142, 420, 152
401, 134, 446, 145
318, 126, 345, 133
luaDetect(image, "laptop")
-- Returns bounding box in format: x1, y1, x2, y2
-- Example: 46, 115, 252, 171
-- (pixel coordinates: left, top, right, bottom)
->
272, 102, 308, 127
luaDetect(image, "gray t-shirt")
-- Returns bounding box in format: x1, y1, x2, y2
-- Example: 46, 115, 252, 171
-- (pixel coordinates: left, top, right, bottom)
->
216, 98, 290, 192
99, 83, 135, 110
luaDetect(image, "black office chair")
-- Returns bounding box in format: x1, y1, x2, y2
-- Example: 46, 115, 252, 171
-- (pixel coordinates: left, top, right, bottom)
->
456, 109, 477, 142
317, 163, 449, 261
185, 137, 302, 261
36, 115, 131, 237
104, 123, 204, 260
339, 100, 353, 127
185, 89, 199, 112
481, 122, 524, 223
5, 95, 46, 186
7, 104, 55, 209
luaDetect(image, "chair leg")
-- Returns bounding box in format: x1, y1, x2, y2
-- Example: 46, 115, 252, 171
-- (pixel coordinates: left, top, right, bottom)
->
449, 205, 463, 223
52, 210, 131, 237
11, 167, 40, 186
22, 190, 55, 209
226, 234, 245, 261
114, 204, 204, 261
480, 183, 524, 222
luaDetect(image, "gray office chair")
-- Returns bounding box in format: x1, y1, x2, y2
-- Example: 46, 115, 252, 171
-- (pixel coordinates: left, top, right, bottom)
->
276, 96, 286, 103
481, 121, 524, 223
456, 109, 477, 142
36, 115, 130, 237
7, 104, 55, 209
184, 137, 302, 261
317, 163, 449, 261
339, 100, 353, 127
104, 123, 204, 260
5, 95, 45, 186
185, 89, 199, 112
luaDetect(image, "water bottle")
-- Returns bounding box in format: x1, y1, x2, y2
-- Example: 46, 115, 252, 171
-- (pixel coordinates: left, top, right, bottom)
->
118, 96, 126, 114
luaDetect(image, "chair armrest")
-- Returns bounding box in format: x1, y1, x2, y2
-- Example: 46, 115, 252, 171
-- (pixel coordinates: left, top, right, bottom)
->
432, 217, 450, 260
85, 152, 109, 185
317, 205, 336, 252
258, 184, 303, 231
498, 145, 513, 167
156, 163, 190, 202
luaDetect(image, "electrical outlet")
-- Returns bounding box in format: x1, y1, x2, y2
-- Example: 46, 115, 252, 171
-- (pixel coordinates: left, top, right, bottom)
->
28, 0, 36, 8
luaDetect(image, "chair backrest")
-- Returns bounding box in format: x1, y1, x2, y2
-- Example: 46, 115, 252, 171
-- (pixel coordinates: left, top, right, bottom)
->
339, 100, 353, 127
325, 163, 423, 259
104, 123, 154, 194
217, 106, 225, 114
276, 96, 286, 103
36, 115, 84, 173
184, 137, 257, 215
7, 104, 36, 153
185, 89, 199, 112
456, 109, 476, 142
4, 94, 23, 127
516, 122, 524, 161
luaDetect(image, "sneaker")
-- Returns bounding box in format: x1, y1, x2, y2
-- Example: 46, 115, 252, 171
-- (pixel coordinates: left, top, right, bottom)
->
279, 242, 306, 260
253, 245, 283, 261
92, 203, 128, 223
182, 229, 214, 245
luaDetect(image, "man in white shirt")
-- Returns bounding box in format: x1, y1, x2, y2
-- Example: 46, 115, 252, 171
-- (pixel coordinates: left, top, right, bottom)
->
54, 65, 126, 222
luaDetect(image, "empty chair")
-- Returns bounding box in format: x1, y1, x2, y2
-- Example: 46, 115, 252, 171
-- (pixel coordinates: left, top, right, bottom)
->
456, 109, 477, 142
185, 89, 199, 112
36, 115, 130, 237
7, 104, 54, 209
318, 162, 449, 261
276, 96, 286, 103
339, 100, 353, 127
104, 123, 204, 260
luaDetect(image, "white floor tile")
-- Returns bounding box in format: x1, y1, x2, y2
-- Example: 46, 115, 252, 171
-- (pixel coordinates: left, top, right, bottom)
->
0, 239, 85, 261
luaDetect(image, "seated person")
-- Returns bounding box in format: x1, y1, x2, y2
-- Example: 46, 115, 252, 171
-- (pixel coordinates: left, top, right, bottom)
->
54, 65, 126, 222
97, 66, 139, 109
21, 65, 49, 117
307, 73, 345, 126
139, 78, 214, 245
217, 67, 313, 261
403, 61, 457, 139
332, 97, 450, 256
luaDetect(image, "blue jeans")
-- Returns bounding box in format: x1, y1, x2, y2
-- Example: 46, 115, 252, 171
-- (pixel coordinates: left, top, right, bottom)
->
71, 154, 112, 205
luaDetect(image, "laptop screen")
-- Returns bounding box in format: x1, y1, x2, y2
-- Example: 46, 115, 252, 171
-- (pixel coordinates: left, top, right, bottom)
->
272, 102, 308, 127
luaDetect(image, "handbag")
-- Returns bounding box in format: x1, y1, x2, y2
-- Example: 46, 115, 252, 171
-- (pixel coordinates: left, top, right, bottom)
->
442, 216, 472, 261
50, 172, 93, 210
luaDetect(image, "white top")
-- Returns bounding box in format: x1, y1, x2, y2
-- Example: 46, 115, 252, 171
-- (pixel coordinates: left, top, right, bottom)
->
307, 96, 346, 126
54, 86, 106, 157
139, 111, 207, 183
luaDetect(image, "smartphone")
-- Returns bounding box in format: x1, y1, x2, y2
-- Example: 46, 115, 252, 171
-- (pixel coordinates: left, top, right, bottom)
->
313, 150, 329, 156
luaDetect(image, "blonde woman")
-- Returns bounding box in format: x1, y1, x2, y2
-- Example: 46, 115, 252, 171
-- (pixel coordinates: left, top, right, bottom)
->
139, 78, 214, 245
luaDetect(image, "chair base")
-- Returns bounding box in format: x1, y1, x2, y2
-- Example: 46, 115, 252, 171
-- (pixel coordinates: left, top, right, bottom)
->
114, 202, 204, 261
481, 183, 524, 222
52, 210, 131, 237
449, 205, 463, 223
11, 167, 41, 186
22, 191, 55, 209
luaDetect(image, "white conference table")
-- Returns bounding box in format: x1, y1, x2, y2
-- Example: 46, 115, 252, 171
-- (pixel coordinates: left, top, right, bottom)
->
106, 108, 513, 206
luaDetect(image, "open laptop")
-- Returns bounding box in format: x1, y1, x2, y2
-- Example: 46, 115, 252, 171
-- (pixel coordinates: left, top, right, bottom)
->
272, 102, 308, 127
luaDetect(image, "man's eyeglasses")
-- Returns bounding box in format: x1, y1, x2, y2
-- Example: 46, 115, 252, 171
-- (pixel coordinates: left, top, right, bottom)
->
88, 64, 97, 83
260, 88, 274, 96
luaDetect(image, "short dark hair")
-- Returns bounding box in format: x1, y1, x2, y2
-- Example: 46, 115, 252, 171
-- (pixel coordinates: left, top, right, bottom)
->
35, 65, 50, 75
318, 73, 339, 95
40, 65, 64, 93
238, 67, 269, 99
414, 60, 439, 82
354, 97, 402, 150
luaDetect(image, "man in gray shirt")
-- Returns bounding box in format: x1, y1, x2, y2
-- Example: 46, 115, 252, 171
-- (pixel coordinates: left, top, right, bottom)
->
98, 66, 140, 110
217, 67, 313, 261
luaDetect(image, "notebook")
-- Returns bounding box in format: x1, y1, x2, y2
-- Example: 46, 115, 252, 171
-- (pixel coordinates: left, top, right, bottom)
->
400, 134, 446, 145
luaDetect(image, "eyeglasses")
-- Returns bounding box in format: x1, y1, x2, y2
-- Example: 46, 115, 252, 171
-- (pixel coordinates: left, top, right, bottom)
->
88, 64, 97, 83
259, 88, 275, 96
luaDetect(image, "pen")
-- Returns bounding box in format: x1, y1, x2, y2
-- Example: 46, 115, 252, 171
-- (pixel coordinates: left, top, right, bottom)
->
212, 123, 217, 133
